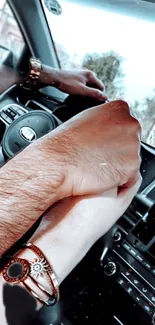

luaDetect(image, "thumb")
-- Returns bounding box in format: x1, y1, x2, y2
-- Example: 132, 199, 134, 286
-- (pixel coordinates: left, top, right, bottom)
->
80, 85, 107, 101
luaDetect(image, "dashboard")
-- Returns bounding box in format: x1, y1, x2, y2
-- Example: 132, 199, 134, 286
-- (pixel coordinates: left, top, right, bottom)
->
0, 85, 155, 325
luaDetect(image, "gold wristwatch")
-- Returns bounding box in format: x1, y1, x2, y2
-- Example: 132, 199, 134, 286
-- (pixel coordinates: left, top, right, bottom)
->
20, 57, 42, 91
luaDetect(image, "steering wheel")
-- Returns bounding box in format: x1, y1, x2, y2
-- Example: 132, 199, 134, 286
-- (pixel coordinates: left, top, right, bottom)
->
0, 82, 109, 166
0, 85, 62, 165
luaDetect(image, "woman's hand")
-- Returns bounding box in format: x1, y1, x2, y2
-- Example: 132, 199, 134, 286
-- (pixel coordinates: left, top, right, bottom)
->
41, 66, 107, 100
0, 178, 141, 325
21, 177, 141, 286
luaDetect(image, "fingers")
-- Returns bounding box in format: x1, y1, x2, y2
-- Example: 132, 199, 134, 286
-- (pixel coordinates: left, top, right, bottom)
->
80, 84, 108, 101
88, 73, 105, 91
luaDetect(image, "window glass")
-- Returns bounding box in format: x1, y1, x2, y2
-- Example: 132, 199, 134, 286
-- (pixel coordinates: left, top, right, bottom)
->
43, 0, 155, 148
0, 0, 25, 67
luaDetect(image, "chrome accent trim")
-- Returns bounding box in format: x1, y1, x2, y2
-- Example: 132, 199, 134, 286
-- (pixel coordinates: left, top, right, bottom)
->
113, 316, 124, 325
100, 246, 108, 262
118, 227, 128, 236
141, 179, 155, 196
142, 143, 155, 156
136, 194, 153, 208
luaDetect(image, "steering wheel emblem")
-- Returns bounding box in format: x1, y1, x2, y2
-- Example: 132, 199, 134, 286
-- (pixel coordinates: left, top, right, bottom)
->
20, 127, 37, 142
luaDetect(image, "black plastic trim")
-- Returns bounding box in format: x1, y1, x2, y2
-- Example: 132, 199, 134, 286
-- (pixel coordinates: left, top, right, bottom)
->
8, 0, 66, 101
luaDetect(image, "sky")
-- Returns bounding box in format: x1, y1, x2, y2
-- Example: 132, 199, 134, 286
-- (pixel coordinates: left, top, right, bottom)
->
43, 0, 155, 104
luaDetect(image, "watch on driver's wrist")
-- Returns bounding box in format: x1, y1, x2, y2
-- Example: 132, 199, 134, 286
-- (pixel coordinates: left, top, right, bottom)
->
20, 57, 42, 91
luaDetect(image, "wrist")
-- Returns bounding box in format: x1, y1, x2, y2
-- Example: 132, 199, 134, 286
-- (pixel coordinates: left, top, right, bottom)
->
19, 229, 89, 287
23, 197, 95, 284
40, 65, 60, 87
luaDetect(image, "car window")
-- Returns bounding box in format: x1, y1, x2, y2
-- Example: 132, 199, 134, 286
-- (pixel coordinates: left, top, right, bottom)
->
0, 0, 25, 67
42, 0, 155, 149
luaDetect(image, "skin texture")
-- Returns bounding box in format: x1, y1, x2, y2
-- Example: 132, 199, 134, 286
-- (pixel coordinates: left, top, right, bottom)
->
0, 178, 141, 325
42, 66, 107, 100
25, 177, 141, 284
0, 100, 141, 256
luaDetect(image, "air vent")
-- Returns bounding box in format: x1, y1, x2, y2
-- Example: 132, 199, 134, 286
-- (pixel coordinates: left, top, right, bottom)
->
118, 197, 148, 234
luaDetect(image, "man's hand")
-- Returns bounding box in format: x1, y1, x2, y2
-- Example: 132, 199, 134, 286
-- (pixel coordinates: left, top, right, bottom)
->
42, 67, 107, 100
0, 65, 107, 101
46, 99, 141, 196
0, 100, 141, 255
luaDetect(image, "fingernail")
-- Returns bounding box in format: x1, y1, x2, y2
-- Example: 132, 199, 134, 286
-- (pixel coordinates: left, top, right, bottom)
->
100, 93, 108, 100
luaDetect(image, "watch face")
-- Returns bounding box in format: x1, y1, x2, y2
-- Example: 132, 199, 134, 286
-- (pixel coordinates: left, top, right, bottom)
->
44, 0, 62, 15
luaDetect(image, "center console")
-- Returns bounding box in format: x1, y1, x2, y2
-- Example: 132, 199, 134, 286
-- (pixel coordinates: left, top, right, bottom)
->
102, 201, 155, 324
62, 180, 155, 325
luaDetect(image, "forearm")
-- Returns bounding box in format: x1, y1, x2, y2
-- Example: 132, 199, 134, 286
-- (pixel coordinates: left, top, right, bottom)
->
39, 65, 61, 87
0, 66, 23, 94
0, 198, 90, 325
15, 196, 93, 312
0, 64, 60, 93
0, 133, 70, 256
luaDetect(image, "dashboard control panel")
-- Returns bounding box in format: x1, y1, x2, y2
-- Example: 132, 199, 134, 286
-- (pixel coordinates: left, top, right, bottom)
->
63, 185, 155, 325
0, 104, 27, 125
100, 194, 155, 325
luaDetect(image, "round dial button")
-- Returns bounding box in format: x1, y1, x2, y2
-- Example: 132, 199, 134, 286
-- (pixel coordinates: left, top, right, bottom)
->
113, 231, 122, 242
104, 262, 117, 276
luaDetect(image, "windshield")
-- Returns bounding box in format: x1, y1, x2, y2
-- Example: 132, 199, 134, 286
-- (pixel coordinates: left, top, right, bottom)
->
42, 0, 155, 148
0, 0, 25, 67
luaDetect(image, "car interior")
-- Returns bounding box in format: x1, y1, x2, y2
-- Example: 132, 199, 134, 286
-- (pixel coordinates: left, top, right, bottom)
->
0, 0, 155, 324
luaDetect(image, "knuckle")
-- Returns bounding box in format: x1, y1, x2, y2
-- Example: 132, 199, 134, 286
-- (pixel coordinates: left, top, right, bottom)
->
131, 156, 141, 172
92, 71, 97, 78
114, 99, 129, 110
131, 115, 141, 129
86, 70, 93, 78
138, 173, 143, 184
93, 89, 100, 97
123, 153, 141, 176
